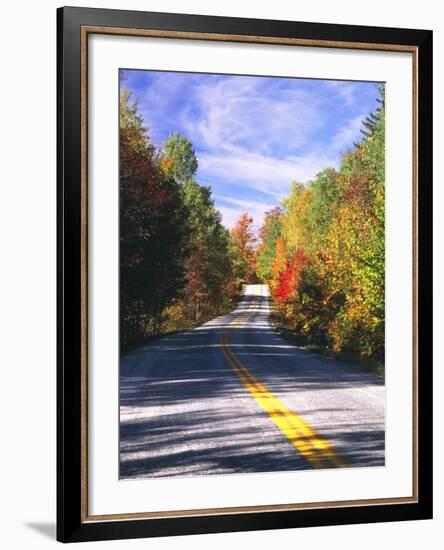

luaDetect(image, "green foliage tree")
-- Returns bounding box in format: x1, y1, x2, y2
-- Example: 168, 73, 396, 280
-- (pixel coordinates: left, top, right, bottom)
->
305, 168, 341, 251
256, 207, 282, 281
179, 178, 236, 322
163, 131, 198, 183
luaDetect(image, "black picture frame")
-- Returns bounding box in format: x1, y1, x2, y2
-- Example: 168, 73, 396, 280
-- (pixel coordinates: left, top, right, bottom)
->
57, 5, 433, 543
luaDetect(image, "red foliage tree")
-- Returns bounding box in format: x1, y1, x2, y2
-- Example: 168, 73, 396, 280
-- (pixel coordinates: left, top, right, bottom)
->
274, 248, 309, 303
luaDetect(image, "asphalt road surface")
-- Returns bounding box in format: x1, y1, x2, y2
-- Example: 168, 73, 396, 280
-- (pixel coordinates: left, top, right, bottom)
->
120, 284, 385, 479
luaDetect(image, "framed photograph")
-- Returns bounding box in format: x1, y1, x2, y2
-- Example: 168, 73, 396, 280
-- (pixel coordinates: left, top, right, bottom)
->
57, 6, 433, 543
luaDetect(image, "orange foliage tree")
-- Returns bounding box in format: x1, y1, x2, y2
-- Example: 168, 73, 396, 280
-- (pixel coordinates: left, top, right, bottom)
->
231, 213, 258, 285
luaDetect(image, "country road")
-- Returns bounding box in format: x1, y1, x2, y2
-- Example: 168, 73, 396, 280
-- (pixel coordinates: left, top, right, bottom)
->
120, 284, 385, 479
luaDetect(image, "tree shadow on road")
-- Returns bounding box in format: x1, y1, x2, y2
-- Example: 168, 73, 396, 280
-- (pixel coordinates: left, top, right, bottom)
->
119, 292, 385, 479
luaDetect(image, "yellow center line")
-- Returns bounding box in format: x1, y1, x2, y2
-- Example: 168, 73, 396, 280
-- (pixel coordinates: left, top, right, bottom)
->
220, 286, 347, 470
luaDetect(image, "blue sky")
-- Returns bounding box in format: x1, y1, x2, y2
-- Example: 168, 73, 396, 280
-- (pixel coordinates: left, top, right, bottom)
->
121, 69, 382, 230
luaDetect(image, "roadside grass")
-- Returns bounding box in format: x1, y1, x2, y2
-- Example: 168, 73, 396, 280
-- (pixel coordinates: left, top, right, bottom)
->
270, 312, 385, 379
121, 294, 241, 356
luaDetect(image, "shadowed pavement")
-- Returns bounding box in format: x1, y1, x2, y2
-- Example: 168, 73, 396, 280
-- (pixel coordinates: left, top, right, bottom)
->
120, 284, 385, 478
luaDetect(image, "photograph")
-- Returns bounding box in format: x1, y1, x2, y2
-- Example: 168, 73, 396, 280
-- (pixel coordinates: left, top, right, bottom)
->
118, 69, 386, 479
54, 4, 433, 543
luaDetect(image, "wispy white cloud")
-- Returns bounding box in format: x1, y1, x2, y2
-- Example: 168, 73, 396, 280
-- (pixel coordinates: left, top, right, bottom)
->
199, 148, 338, 199
179, 76, 364, 213
135, 72, 199, 141
214, 194, 276, 212
216, 205, 246, 230
180, 76, 322, 157
125, 71, 381, 229
213, 194, 276, 231
324, 80, 362, 106
327, 114, 366, 157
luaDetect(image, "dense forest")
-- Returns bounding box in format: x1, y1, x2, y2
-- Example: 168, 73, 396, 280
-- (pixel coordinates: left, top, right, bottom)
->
120, 82, 385, 364
257, 86, 385, 363
119, 87, 255, 351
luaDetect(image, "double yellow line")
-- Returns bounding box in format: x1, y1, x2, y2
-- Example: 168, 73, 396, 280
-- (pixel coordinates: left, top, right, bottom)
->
220, 287, 346, 469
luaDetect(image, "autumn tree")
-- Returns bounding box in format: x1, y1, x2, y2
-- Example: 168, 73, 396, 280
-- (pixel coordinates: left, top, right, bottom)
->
180, 179, 235, 321
162, 131, 198, 183
323, 87, 385, 358
119, 88, 188, 348
159, 131, 238, 328
231, 213, 257, 285
256, 85, 385, 362
256, 207, 282, 282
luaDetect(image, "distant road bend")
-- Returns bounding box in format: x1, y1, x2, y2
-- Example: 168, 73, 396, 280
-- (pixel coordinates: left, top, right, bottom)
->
120, 284, 385, 478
